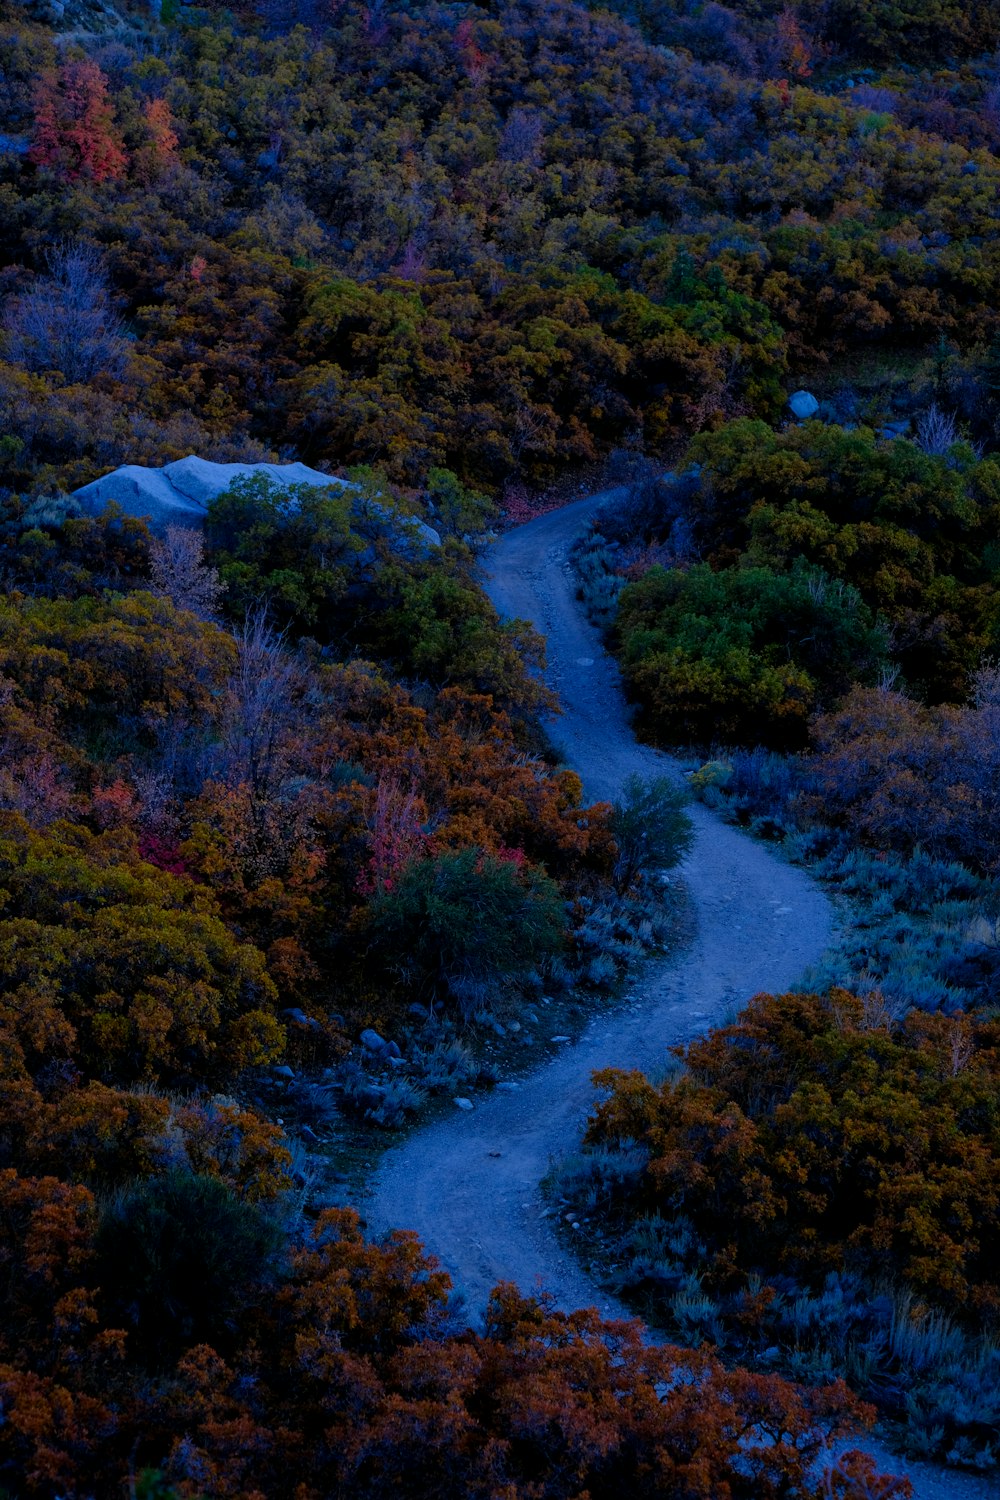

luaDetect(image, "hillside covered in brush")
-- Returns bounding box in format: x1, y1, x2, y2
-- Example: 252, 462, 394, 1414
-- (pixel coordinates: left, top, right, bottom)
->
3, 0, 1000, 1495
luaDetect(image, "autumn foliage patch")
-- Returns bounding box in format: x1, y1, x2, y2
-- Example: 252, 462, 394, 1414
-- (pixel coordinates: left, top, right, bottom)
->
589, 988, 1000, 1319
3, 0, 1000, 1490
0, 1186, 903, 1499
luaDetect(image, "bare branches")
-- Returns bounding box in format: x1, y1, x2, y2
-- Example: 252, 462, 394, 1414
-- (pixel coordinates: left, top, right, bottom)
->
219, 606, 300, 801
149, 526, 226, 620
1, 241, 127, 385
914, 402, 959, 456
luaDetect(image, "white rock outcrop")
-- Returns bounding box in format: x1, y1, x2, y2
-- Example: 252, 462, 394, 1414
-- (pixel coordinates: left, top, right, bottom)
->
72, 455, 440, 550
72, 456, 351, 524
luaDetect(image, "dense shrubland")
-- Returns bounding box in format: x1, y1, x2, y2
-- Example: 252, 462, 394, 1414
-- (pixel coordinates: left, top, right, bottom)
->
569, 434, 1000, 1464
5, 0, 1000, 1491
0, 1185, 899, 1498
0, 388, 721, 1493
0, 500, 618, 1027
0, 463, 801, 1493
7, 0, 1000, 498
607, 0, 1000, 68
590, 989, 1000, 1318
567, 988, 1000, 1469
581, 425, 1000, 748
616, 558, 888, 747
552, 75, 1000, 1454
0, 499, 890, 1497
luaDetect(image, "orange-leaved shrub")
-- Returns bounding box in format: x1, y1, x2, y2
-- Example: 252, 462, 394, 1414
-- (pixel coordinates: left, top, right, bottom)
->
588, 988, 1000, 1319
0, 1188, 906, 1500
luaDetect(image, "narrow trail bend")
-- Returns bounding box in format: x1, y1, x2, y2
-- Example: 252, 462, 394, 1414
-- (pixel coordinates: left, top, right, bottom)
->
367, 492, 991, 1500
368, 488, 834, 1312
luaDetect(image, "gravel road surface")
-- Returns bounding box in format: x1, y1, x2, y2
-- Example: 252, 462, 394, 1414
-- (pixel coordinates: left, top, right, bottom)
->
367, 491, 992, 1500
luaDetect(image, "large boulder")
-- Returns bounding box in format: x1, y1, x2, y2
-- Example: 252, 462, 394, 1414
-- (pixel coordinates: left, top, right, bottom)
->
72, 456, 351, 526
788, 390, 820, 420
72, 463, 204, 524
71, 455, 440, 551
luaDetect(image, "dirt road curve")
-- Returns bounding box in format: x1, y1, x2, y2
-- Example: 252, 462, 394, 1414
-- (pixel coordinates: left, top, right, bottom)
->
366, 491, 991, 1500
369, 487, 834, 1312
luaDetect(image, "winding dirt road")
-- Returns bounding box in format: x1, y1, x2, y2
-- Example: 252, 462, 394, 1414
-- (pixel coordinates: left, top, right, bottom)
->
367, 492, 992, 1500
368, 488, 834, 1314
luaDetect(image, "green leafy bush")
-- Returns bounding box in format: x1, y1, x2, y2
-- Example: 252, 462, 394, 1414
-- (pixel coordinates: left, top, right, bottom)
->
0, 817, 283, 1084
206, 475, 361, 633
616, 560, 886, 747
96, 1171, 282, 1366
424, 467, 497, 539
611, 773, 694, 890
366, 560, 548, 711
684, 420, 1000, 702
370, 848, 565, 1012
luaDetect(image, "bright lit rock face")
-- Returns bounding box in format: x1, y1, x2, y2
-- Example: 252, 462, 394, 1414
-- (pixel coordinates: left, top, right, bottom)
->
72, 455, 440, 550
72, 456, 352, 524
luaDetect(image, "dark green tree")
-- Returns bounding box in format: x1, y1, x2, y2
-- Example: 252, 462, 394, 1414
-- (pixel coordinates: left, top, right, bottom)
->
371, 848, 565, 1011
96, 1171, 282, 1367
